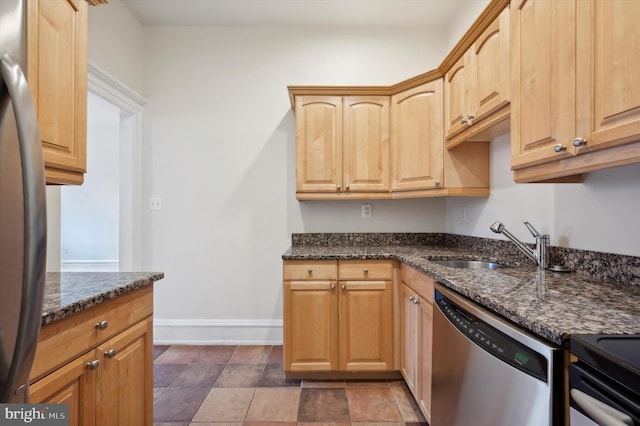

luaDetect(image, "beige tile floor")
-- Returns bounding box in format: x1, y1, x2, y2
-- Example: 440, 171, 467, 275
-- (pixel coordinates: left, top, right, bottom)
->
153, 345, 428, 426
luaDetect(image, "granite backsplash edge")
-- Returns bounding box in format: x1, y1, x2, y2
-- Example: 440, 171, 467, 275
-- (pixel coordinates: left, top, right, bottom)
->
290, 232, 640, 286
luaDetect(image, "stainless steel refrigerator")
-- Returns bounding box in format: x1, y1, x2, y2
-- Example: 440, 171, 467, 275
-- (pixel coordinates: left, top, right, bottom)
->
0, 0, 48, 403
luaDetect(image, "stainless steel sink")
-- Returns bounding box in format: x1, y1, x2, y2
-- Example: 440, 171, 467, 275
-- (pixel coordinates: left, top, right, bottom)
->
430, 260, 510, 270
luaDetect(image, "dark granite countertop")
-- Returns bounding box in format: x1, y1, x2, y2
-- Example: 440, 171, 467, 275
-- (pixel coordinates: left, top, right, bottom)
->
283, 244, 640, 345
42, 272, 164, 326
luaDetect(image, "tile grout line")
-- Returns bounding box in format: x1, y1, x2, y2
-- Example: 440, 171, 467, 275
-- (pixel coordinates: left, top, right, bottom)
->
153, 345, 426, 425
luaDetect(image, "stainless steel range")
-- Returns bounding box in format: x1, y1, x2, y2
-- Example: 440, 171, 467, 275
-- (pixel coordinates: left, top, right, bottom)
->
432, 283, 564, 425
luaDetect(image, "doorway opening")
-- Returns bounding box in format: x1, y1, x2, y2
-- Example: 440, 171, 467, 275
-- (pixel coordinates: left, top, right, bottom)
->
60, 93, 121, 271
59, 63, 145, 272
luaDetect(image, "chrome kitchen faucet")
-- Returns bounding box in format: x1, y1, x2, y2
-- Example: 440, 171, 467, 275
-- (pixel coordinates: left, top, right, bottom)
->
490, 221, 549, 269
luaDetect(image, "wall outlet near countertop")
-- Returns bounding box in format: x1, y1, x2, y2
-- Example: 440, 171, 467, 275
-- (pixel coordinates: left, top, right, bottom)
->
459, 206, 467, 222
361, 203, 372, 218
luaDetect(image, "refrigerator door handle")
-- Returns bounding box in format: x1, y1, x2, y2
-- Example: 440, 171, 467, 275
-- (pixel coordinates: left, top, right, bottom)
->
0, 53, 47, 403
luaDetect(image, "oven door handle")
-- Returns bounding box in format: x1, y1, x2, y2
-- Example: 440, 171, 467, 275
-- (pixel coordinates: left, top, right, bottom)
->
570, 389, 633, 426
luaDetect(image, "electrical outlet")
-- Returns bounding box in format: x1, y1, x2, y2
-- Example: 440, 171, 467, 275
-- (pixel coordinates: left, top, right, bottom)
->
149, 197, 162, 210
459, 206, 467, 222
361, 203, 372, 218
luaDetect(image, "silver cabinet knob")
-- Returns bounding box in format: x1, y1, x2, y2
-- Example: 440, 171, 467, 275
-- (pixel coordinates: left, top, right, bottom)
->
341, 284, 346, 291
461, 114, 474, 126
346, 184, 350, 190
307, 268, 313, 274
553, 144, 566, 153
413, 297, 420, 305
572, 138, 587, 147
86, 360, 100, 370
104, 349, 117, 359
363, 268, 368, 273
434, 180, 440, 186
336, 185, 341, 190
330, 284, 336, 290
408, 296, 415, 302
95, 320, 109, 330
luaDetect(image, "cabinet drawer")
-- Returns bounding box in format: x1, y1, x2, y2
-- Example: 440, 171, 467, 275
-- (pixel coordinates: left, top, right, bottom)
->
400, 264, 434, 302
284, 260, 338, 281
30, 286, 153, 382
339, 260, 393, 280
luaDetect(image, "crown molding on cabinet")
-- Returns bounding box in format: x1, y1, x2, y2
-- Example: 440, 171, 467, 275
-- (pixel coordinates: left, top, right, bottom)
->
438, 0, 511, 75
288, 0, 509, 109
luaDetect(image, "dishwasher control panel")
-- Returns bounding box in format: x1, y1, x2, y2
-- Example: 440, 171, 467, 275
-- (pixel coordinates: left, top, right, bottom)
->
436, 290, 548, 382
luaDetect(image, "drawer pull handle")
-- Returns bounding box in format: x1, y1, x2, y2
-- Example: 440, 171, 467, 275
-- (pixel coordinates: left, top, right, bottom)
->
104, 349, 117, 358
86, 360, 100, 370
95, 320, 109, 330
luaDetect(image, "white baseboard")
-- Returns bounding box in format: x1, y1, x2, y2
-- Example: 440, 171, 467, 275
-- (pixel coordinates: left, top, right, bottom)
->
61, 259, 119, 272
153, 318, 283, 345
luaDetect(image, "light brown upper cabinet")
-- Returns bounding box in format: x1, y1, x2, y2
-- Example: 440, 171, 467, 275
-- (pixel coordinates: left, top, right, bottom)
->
391, 79, 490, 198
28, 0, 88, 185
391, 80, 443, 192
444, 6, 510, 149
294, 95, 390, 199
510, 0, 640, 182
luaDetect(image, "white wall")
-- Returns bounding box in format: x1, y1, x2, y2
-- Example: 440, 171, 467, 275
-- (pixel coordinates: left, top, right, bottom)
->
140, 25, 448, 343
446, 0, 491, 51
445, 134, 640, 257
88, 0, 144, 93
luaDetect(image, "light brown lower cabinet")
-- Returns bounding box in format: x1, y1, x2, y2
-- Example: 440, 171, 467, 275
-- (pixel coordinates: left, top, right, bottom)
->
283, 260, 395, 376
400, 264, 434, 423
29, 286, 154, 426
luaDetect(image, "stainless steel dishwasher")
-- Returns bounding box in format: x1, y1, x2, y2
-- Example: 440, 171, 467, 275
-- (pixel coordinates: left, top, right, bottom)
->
432, 283, 564, 426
